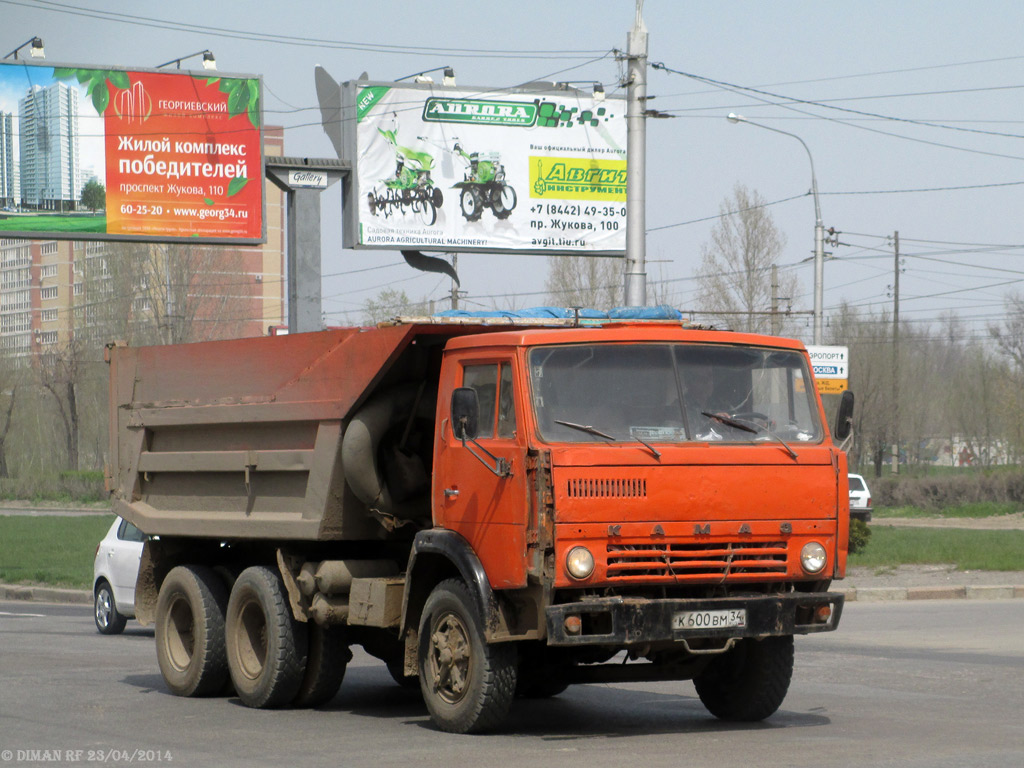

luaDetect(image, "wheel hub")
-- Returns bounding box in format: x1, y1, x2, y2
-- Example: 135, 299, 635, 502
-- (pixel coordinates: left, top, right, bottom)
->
429, 613, 471, 704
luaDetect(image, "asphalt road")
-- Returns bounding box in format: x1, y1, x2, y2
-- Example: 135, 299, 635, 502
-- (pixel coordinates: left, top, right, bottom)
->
1, 600, 1022, 768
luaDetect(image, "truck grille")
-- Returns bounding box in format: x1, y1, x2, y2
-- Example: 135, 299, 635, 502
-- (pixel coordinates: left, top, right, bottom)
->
567, 477, 647, 498
606, 541, 788, 582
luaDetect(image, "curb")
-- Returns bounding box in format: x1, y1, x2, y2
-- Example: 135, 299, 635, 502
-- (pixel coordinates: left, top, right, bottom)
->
1, 584, 91, 605
837, 585, 1024, 602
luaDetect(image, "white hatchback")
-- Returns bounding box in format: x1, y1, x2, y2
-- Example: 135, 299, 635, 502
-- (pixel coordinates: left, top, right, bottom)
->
93, 517, 145, 634
847, 473, 873, 523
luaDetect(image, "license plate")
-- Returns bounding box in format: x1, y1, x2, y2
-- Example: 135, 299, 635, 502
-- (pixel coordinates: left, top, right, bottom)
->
672, 609, 747, 630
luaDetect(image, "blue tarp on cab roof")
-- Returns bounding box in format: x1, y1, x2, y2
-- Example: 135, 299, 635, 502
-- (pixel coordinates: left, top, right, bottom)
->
434, 305, 683, 320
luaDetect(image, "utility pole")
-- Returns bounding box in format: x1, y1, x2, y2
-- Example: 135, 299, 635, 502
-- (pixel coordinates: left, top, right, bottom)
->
623, 0, 647, 306
450, 253, 459, 311
771, 265, 780, 335
892, 230, 900, 475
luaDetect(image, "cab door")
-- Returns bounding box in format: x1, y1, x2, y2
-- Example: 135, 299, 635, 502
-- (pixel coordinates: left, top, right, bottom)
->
435, 359, 530, 588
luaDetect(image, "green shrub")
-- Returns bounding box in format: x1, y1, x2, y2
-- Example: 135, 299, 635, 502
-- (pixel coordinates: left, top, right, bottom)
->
873, 470, 1024, 511
848, 519, 871, 554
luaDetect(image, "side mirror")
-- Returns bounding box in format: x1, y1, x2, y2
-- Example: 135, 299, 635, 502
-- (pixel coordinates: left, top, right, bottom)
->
833, 390, 854, 441
451, 387, 479, 440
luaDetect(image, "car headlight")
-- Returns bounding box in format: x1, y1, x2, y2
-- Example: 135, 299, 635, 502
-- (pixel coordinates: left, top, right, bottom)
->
801, 542, 827, 574
565, 546, 595, 580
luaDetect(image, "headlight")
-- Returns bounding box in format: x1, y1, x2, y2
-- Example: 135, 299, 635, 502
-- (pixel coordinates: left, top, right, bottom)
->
565, 546, 595, 580
801, 542, 827, 574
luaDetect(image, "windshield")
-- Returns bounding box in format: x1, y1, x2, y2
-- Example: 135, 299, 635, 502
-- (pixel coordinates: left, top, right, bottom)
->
528, 343, 823, 444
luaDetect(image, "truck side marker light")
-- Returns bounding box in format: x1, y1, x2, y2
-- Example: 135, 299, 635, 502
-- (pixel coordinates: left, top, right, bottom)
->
564, 615, 582, 635
815, 605, 832, 624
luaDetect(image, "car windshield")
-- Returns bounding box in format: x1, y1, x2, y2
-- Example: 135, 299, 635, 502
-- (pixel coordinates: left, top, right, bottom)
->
528, 343, 823, 444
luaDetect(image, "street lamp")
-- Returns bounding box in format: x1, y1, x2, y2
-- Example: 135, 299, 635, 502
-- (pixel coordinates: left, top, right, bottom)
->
4, 36, 45, 60
156, 50, 217, 70
727, 113, 825, 344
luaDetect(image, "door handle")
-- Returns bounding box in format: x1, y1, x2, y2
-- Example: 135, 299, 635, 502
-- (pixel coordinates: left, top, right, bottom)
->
444, 488, 460, 498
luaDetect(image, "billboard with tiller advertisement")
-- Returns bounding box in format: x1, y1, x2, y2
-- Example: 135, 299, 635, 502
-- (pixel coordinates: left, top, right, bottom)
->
0, 60, 264, 244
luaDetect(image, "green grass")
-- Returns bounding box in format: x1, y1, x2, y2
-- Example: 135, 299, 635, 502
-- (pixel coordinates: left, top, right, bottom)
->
849, 527, 1024, 571
874, 502, 1020, 519
0, 514, 115, 589
0, 214, 107, 232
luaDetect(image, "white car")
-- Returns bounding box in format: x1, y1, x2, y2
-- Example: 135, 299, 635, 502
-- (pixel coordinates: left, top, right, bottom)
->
93, 517, 145, 634
847, 473, 873, 523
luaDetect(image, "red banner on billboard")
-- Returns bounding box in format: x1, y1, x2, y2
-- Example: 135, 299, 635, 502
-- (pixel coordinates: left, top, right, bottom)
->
0, 62, 264, 244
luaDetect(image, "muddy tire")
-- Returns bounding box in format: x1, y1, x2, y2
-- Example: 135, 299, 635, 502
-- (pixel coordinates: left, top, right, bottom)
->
386, 657, 419, 689
226, 566, 308, 709
694, 635, 794, 721
154, 565, 229, 697
94, 580, 127, 635
292, 624, 351, 708
418, 578, 516, 733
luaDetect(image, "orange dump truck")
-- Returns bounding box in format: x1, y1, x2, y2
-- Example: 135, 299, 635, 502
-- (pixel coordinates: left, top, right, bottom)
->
106, 315, 853, 733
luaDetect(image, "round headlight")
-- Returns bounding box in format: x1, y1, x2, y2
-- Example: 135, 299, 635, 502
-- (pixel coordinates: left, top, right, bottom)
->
565, 546, 595, 580
801, 542, 827, 574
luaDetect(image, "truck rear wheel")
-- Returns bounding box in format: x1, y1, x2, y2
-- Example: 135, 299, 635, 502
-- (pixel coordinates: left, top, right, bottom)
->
418, 578, 516, 733
292, 624, 350, 708
155, 565, 229, 697
693, 635, 794, 721
226, 566, 308, 708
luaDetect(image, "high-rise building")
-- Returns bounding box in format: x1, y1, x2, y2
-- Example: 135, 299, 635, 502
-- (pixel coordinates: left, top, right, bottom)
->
0, 111, 18, 208
0, 127, 287, 363
18, 82, 80, 211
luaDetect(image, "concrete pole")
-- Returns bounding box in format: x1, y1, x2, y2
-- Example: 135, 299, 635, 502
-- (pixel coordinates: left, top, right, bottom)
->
623, 1, 648, 307
287, 188, 323, 333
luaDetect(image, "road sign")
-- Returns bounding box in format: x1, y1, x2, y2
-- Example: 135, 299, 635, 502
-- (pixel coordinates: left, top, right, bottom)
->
816, 378, 849, 394
806, 345, 849, 380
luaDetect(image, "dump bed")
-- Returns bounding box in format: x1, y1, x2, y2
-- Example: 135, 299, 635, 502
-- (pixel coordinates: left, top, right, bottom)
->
106, 323, 456, 540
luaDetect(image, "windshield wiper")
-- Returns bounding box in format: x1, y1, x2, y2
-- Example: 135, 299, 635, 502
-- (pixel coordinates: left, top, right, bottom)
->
554, 419, 661, 460
702, 412, 798, 461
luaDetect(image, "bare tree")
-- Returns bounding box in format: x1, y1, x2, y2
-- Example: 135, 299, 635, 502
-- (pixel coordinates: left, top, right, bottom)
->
0, 355, 20, 478
544, 255, 621, 310
362, 288, 432, 325
695, 184, 799, 334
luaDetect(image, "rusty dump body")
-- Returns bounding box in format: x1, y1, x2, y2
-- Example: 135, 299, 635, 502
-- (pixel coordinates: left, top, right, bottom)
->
107, 317, 849, 731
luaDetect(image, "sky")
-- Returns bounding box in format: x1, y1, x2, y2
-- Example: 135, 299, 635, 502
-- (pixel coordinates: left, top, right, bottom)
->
5, 0, 1024, 345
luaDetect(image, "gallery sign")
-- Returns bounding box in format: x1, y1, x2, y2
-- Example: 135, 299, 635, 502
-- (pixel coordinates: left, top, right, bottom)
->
0, 60, 265, 244
341, 80, 627, 255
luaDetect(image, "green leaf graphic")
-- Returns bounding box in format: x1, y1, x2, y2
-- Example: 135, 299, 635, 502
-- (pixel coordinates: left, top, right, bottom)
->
227, 177, 248, 197
52, 67, 77, 80
219, 78, 237, 95
205, 77, 220, 86
107, 70, 130, 89
227, 81, 249, 118
75, 69, 92, 84
91, 81, 110, 114
248, 101, 260, 129
204, 198, 215, 206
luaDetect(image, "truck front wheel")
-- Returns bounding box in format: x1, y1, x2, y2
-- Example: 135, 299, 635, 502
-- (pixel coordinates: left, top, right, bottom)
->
226, 566, 308, 708
693, 635, 794, 721
418, 578, 516, 733
154, 565, 229, 697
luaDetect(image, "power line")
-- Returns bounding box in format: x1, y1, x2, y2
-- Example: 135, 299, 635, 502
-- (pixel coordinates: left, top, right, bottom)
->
650, 62, 1024, 163
9, 0, 609, 59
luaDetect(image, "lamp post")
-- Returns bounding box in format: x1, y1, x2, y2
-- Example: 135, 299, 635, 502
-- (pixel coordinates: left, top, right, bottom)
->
156, 50, 217, 70
727, 113, 825, 344
4, 37, 45, 60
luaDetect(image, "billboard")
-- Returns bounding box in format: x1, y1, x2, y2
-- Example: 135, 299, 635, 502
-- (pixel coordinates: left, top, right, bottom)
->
0, 60, 264, 244
342, 81, 627, 255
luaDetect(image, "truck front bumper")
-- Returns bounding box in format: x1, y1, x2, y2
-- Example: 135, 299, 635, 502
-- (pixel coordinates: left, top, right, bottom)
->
545, 592, 844, 647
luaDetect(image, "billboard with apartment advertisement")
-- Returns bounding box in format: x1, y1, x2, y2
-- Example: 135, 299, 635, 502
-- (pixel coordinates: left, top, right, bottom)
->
0, 60, 264, 244
342, 81, 627, 255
